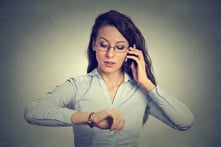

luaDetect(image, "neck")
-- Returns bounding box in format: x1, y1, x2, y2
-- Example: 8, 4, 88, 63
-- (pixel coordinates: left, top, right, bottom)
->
97, 69, 124, 84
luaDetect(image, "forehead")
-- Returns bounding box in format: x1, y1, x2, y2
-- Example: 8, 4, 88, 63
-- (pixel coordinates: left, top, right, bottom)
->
96, 25, 128, 43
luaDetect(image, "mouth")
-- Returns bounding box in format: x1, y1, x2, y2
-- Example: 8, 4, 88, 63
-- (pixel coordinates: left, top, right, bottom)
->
104, 61, 115, 67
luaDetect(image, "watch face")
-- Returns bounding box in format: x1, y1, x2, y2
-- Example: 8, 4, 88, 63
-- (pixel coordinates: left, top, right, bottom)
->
88, 112, 95, 128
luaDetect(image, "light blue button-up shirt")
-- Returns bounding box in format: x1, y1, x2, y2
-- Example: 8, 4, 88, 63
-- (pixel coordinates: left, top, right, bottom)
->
24, 69, 194, 147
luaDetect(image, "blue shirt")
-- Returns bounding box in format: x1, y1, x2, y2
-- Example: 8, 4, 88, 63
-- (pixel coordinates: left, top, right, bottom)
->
24, 69, 194, 147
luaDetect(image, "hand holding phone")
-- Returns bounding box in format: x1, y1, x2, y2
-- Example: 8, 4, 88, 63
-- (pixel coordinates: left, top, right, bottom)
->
126, 53, 137, 67
124, 44, 138, 72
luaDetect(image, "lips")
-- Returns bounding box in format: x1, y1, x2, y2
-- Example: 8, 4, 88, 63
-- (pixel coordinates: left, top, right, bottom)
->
104, 61, 115, 67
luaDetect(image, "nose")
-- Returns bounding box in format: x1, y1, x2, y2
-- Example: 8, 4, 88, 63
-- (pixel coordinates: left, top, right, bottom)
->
106, 47, 116, 58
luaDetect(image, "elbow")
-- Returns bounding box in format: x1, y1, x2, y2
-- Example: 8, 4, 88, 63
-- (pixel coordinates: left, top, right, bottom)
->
175, 113, 195, 131
24, 105, 35, 124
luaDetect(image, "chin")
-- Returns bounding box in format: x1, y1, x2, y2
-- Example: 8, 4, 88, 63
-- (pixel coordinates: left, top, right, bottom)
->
99, 66, 121, 74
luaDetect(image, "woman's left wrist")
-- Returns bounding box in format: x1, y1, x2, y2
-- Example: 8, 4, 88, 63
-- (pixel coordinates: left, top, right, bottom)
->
139, 79, 155, 92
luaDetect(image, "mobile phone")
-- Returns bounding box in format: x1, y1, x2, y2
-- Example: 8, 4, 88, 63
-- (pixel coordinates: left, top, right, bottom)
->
124, 53, 137, 73
126, 57, 134, 66
126, 53, 137, 67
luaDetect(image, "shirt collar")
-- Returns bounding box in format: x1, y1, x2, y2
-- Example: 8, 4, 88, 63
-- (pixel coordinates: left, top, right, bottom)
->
88, 68, 134, 83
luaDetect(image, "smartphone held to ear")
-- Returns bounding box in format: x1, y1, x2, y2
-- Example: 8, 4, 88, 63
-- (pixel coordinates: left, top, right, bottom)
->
128, 52, 138, 65
124, 53, 137, 71
124, 43, 137, 72
126, 58, 134, 66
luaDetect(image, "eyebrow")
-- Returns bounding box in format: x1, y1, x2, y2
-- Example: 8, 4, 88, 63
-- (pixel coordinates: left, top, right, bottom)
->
98, 37, 127, 44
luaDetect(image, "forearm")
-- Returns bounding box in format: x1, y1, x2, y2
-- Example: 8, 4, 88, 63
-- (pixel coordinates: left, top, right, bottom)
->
139, 78, 156, 92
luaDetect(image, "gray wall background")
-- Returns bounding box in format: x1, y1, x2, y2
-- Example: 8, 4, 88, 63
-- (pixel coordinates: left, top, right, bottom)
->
0, 0, 221, 147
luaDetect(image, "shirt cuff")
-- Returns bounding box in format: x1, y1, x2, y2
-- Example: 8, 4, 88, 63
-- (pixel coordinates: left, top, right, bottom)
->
60, 108, 76, 125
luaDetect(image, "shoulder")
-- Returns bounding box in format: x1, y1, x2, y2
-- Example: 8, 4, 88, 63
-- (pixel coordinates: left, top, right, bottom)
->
67, 69, 99, 87
67, 74, 91, 85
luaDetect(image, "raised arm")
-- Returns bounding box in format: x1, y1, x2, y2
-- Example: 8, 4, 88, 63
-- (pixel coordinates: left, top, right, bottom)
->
127, 47, 194, 130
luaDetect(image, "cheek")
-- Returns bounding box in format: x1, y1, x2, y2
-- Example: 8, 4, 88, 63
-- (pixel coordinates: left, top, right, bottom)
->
95, 51, 104, 62
121, 53, 128, 60
118, 54, 127, 64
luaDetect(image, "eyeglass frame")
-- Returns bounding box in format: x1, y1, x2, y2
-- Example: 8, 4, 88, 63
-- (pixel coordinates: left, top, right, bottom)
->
94, 41, 129, 53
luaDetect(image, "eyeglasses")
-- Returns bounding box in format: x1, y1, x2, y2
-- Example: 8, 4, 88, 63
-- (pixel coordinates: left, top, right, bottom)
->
95, 41, 128, 53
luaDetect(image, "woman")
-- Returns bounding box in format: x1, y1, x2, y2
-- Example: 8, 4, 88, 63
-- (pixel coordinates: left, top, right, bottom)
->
24, 10, 194, 147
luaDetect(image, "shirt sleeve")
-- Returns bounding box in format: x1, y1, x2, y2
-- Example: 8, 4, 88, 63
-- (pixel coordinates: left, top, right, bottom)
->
24, 79, 77, 126
147, 87, 194, 131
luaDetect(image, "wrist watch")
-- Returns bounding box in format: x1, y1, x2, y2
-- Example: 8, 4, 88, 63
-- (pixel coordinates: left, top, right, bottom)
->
87, 112, 95, 128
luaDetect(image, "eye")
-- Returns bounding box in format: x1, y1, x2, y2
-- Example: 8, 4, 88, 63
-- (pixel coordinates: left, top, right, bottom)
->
100, 42, 109, 48
116, 44, 126, 50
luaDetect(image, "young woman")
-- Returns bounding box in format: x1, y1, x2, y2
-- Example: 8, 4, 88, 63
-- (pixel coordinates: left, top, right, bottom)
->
24, 10, 194, 147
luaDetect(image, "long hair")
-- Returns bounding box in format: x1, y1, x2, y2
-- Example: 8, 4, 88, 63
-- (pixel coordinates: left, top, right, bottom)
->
86, 10, 157, 123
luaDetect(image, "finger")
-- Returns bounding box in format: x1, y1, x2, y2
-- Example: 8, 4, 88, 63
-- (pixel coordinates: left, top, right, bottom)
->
110, 116, 123, 131
127, 54, 140, 63
111, 119, 122, 131
112, 116, 125, 128
111, 118, 119, 130
107, 109, 124, 131
115, 119, 125, 132
128, 48, 143, 59
128, 48, 142, 55
130, 62, 136, 71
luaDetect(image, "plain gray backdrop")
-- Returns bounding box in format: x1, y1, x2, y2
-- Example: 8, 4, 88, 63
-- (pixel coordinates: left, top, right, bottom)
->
0, 0, 221, 147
